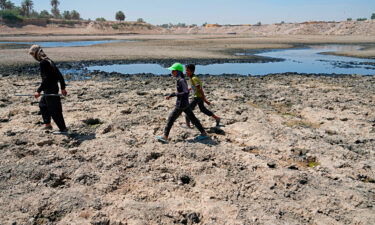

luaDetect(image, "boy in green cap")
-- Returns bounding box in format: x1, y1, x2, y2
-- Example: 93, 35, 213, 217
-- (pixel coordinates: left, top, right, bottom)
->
156, 63, 208, 143
185, 64, 220, 128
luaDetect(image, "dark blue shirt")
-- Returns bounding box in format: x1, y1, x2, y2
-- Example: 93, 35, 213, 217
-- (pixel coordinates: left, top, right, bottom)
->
169, 75, 189, 108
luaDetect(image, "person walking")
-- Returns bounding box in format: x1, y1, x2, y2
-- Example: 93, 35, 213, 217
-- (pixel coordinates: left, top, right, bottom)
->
28, 45, 68, 134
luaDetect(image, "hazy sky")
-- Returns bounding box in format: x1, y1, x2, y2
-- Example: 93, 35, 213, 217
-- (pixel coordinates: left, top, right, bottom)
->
11, 0, 375, 25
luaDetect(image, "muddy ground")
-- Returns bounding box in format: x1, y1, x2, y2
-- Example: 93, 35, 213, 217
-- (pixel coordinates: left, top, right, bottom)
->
0, 72, 374, 225
0, 35, 375, 67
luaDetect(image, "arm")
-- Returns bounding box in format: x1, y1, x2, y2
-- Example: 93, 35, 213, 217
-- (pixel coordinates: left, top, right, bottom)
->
168, 79, 189, 98
196, 84, 211, 105
56, 67, 66, 91
54, 65, 67, 96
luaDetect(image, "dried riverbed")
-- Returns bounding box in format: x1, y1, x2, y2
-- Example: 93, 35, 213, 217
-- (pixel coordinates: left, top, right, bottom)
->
0, 72, 374, 224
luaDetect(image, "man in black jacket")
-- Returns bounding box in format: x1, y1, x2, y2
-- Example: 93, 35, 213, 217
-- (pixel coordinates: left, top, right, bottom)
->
29, 45, 68, 134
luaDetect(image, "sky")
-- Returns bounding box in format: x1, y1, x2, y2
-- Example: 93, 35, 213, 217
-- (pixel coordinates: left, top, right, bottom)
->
10, 0, 375, 25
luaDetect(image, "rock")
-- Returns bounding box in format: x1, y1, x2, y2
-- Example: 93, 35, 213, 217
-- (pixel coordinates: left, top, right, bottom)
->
136, 91, 148, 96
91, 219, 110, 225
0, 118, 9, 123
36, 139, 54, 147
75, 174, 100, 186
180, 175, 192, 185
288, 165, 299, 170
15, 139, 27, 146
120, 108, 132, 114
91, 213, 110, 225
267, 162, 277, 168
101, 125, 113, 134
186, 213, 200, 224
242, 146, 258, 152
43, 173, 69, 188
5, 131, 16, 136
145, 152, 162, 162
83, 118, 102, 126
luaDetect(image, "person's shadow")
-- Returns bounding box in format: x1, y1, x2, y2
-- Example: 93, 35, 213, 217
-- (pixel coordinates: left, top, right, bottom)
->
187, 126, 225, 146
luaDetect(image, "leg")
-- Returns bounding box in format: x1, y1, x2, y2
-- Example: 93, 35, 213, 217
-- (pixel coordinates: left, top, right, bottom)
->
46, 96, 67, 131
164, 107, 183, 137
184, 107, 206, 135
197, 98, 214, 117
185, 97, 199, 125
197, 98, 220, 126
39, 96, 51, 125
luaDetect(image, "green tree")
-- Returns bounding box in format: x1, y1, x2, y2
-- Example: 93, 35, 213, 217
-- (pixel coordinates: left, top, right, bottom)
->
115, 11, 125, 21
96, 17, 106, 22
50, 0, 60, 18
0, 9, 22, 23
70, 10, 80, 20
21, 0, 33, 17
137, 18, 145, 23
62, 10, 71, 20
371, 13, 375, 20
347, 18, 352, 21
39, 10, 51, 18
356, 18, 367, 21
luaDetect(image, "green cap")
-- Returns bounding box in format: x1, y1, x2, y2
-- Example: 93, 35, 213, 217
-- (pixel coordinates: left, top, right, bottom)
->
168, 63, 184, 73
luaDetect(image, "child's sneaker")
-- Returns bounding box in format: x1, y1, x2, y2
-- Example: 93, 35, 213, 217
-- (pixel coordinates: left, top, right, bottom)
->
156, 136, 169, 144
53, 129, 69, 135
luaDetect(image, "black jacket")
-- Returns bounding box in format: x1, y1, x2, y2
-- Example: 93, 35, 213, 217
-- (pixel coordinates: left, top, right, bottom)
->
169, 75, 189, 108
37, 59, 66, 94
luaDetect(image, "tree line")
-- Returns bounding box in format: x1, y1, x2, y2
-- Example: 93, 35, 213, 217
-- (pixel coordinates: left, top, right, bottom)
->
0, 0, 81, 21
0, 0, 132, 23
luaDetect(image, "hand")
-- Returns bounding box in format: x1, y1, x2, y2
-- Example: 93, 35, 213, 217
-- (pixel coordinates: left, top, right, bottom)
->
61, 89, 68, 96
34, 92, 41, 99
204, 99, 211, 105
166, 96, 171, 100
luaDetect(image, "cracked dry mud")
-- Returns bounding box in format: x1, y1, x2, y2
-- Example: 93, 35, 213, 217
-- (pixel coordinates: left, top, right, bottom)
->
0, 74, 374, 225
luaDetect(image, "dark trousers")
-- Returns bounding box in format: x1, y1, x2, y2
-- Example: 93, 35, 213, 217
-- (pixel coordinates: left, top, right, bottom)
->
39, 96, 67, 131
185, 97, 214, 124
164, 106, 205, 137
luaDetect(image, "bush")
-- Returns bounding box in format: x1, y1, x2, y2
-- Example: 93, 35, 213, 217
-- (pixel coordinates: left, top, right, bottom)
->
137, 18, 145, 23
356, 18, 367, 21
372, 13, 375, 20
347, 18, 352, 21
96, 17, 106, 22
39, 9, 51, 18
0, 9, 23, 23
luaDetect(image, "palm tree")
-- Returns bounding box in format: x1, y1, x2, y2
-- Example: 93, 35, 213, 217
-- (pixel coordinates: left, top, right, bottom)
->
0, 0, 15, 10
70, 10, 80, 20
50, 0, 60, 18
21, 0, 33, 17
0, 0, 6, 9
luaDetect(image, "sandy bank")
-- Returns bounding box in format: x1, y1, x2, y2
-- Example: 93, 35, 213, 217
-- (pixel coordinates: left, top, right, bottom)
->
0, 35, 374, 67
